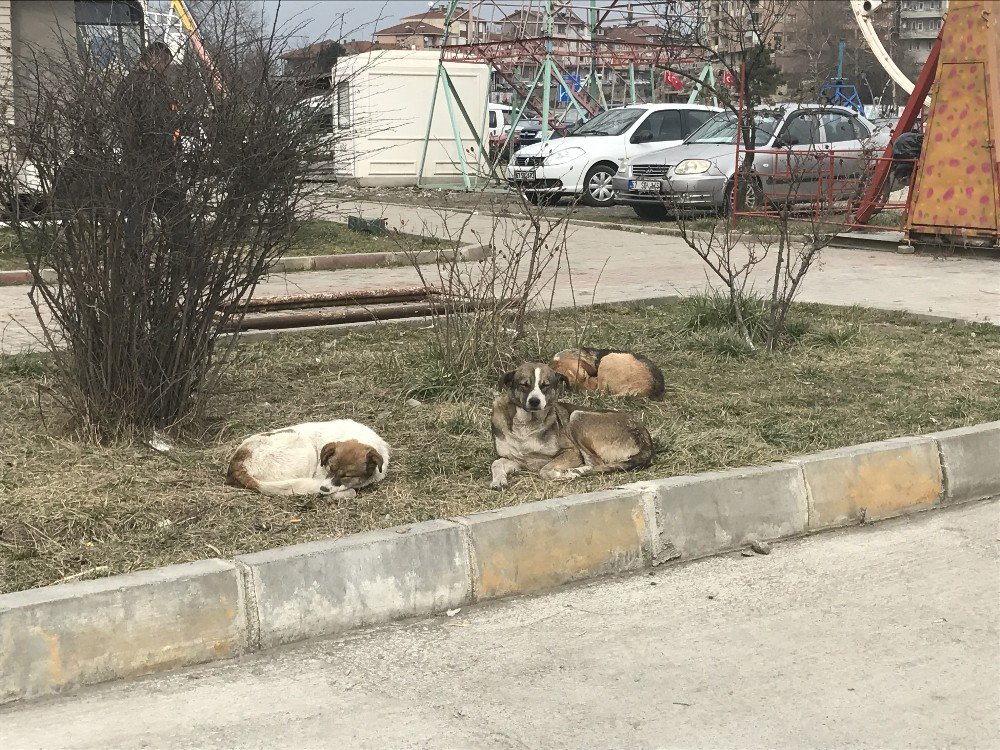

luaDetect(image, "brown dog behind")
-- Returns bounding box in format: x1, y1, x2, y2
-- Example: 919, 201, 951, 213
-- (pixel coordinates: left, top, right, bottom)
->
550, 348, 664, 399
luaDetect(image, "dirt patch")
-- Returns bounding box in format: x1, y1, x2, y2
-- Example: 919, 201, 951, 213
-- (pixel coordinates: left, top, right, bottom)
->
1, 302, 997, 593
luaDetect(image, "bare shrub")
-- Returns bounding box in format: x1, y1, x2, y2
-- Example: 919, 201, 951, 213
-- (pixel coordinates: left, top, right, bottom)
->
404, 191, 572, 394
0, 14, 330, 437
673, 143, 849, 350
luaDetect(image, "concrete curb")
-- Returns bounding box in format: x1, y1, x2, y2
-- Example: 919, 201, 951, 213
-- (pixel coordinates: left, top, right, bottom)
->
0, 244, 489, 287
1, 421, 997, 705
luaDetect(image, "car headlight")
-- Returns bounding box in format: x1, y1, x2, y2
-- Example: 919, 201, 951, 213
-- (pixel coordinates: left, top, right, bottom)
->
673, 159, 712, 175
543, 147, 586, 166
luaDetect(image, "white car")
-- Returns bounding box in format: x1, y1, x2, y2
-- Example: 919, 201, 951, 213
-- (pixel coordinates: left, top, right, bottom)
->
506, 103, 721, 207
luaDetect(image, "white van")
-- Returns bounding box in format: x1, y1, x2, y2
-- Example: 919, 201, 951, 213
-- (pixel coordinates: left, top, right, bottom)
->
488, 103, 512, 139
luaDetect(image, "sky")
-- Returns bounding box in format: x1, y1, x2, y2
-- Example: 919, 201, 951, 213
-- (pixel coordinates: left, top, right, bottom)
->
264, 1, 439, 43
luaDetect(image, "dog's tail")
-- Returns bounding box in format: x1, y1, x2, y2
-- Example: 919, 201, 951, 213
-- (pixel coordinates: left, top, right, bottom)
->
226, 448, 328, 496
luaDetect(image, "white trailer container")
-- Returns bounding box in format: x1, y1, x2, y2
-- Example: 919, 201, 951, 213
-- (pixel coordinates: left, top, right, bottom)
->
330, 49, 490, 187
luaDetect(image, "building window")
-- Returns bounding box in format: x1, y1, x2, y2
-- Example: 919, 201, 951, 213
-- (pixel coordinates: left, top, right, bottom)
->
75, 0, 144, 69
336, 81, 350, 129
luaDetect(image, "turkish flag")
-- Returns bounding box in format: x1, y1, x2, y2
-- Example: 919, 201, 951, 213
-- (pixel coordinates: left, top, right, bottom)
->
721, 70, 736, 87
663, 70, 683, 91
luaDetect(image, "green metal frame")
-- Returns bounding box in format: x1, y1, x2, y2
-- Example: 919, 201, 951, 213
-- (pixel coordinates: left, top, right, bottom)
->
687, 63, 718, 107
417, 0, 495, 190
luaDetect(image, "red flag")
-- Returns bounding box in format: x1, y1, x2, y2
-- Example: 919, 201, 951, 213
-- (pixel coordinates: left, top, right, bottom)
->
663, 70, 683, 91
721, 70, 736, 87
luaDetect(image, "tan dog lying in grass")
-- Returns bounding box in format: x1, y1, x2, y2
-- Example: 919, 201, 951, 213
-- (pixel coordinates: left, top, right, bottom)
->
550, 348, 664, 399
490, 362, 653, 489
227, 420, 389, 498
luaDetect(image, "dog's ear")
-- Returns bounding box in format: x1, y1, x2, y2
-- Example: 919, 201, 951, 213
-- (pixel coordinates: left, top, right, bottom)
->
366, 448, 385, 475
578, 357, 599, 378
556, 372, 570, 388
319, 442, 338, 467
497, 370, 515, 391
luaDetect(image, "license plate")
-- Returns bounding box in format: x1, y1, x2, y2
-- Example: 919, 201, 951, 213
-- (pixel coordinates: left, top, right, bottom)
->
512, 167, 536, 179
629, 180, 660, 192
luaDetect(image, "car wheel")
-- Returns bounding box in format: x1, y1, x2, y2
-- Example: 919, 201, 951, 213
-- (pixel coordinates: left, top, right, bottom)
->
581, 163, 617, 207
721, 177, 765, 215
631, 203, 669, 221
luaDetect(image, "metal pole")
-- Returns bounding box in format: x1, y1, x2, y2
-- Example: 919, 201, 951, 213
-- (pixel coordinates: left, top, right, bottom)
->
628, 61, 636, 104
417, 0, 461, 187
732, 63, 747, 228
541, 0, 554, 140
441, 68, 472, 189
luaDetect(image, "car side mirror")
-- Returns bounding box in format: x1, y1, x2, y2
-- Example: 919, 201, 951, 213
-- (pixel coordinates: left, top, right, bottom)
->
631, 130, 653, 144
775, 136, 795, 148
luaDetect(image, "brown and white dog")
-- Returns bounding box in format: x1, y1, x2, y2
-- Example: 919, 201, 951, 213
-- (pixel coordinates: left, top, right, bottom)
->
549, 348, 664, 399
490, 362, 654, 489
226, 420, 389, 498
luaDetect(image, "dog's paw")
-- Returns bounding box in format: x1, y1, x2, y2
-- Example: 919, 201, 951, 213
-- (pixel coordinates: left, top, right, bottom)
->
319, 485, 356, 500
489, 478, 508, 491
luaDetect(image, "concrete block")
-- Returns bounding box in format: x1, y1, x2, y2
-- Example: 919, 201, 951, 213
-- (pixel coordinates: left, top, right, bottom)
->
639, 464, 808, 560
312, 253, 378, 270
456, 489, 651, 601
0, 560, 247, 705
459, 244, 489, 261
793, 437, 943, 529
0, 270, 32, 285
271, 256, 313, 272
236, 520, 470, 649
932, 421, 1000, 503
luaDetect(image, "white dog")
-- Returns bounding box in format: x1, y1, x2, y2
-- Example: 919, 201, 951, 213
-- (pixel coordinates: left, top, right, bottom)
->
226, 420, 389, 498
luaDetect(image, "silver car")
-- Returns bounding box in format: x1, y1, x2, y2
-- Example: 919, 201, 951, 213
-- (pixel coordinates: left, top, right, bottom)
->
612, 104, 889, 220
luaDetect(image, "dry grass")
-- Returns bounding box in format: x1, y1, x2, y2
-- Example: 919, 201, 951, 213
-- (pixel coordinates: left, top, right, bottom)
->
2, 301, 998, 593
0, 220, 443, 272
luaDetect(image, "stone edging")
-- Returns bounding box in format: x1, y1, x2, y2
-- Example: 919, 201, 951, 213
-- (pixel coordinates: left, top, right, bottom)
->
0, 244, 490, 287
2, 422, 997, 705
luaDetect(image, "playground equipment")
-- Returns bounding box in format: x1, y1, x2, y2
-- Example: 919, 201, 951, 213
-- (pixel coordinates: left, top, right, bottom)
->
853, 0, 1000, 245
819, 40, 865, 115
417, 0, 711, 188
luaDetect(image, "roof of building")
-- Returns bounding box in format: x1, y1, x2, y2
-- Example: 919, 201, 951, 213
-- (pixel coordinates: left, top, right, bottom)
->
374, 21, 445, 37
400, 7, 469, 22
500, 8, 585, 25
604, 24, 666, 43
279, 39, 340, 61
343, 40, 381, 55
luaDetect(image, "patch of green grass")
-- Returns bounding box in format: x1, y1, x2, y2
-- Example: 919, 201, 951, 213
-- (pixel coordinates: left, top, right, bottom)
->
285, 219, 445, 257
0, 228, 28, 271
1, 302, 998, 593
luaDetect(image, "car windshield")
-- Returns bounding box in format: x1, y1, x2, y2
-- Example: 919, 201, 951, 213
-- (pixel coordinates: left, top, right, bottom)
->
570, 107, 645, 136
686, 111, 782, 146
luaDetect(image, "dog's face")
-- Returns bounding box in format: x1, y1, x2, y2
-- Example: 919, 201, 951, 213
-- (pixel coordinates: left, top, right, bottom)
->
319, 440, 385, 490
498, 362, 567, 412
549, 349, 597, 388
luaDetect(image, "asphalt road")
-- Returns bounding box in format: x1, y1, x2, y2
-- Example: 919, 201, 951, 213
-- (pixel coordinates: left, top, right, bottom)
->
2, 500, 997, 750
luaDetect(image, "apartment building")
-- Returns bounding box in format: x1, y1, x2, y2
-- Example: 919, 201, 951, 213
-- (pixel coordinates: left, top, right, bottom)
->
899, 0, 948, 65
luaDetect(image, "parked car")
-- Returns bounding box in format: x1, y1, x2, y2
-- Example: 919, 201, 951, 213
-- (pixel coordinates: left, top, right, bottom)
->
505, 103, 721, 207
488, 103, 512, 139
613, 104, 890, 219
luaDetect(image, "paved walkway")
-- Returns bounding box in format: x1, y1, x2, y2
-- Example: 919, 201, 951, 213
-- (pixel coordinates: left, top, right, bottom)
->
3, 500, 996, 749
1, 200, 997, 354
